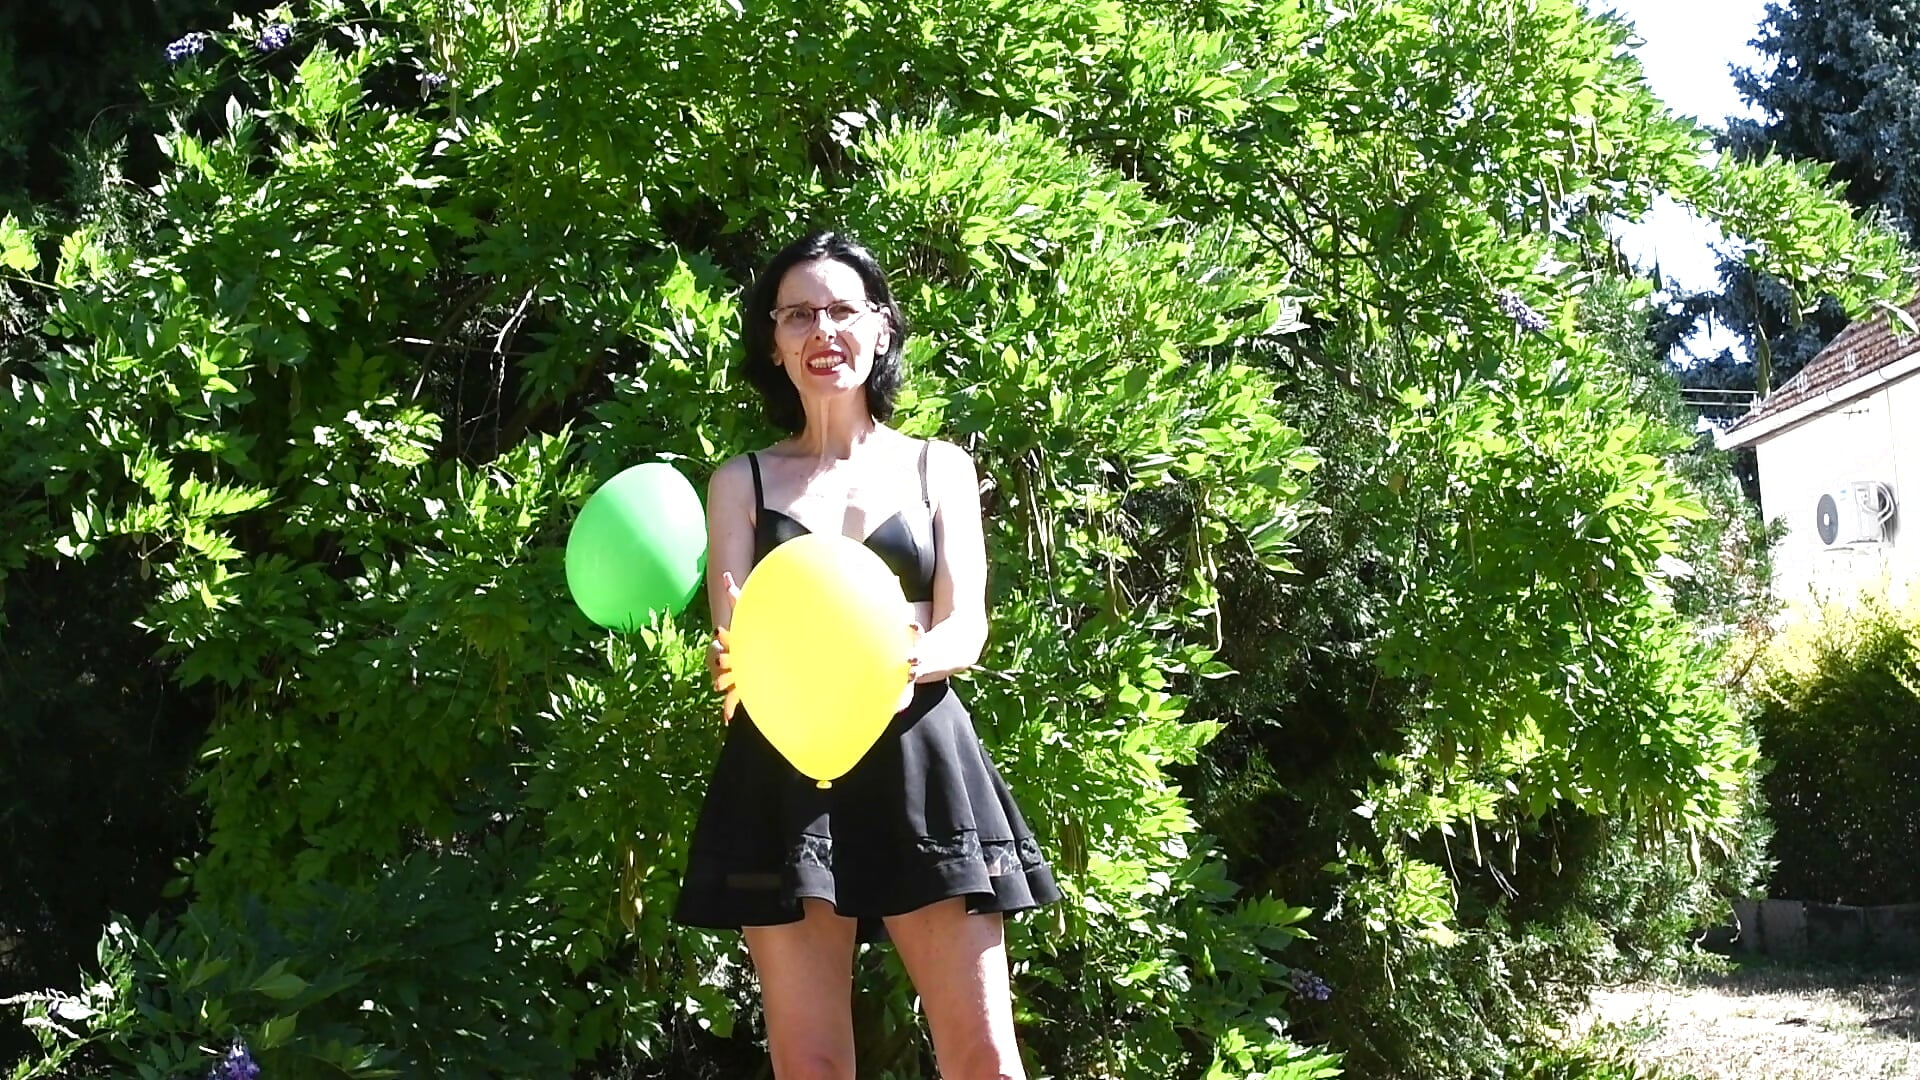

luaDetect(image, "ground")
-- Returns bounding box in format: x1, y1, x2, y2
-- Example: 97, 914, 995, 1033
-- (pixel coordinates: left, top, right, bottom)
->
1584, 962, 1920, 1079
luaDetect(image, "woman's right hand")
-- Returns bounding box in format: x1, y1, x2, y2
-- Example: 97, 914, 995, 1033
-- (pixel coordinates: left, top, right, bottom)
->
894, 622, 924, 714
708, 572, 742, 724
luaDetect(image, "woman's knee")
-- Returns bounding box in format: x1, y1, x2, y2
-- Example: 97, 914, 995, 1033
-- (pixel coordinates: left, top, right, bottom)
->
927, 1013, 1023, 1080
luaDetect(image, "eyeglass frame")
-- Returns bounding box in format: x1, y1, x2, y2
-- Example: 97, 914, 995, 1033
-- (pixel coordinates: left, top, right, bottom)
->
768, 300, 884, 335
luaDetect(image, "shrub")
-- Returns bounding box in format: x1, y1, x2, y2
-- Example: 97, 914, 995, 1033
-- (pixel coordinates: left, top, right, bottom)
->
3, 4, 1329, 1075
1753, 598, 1920, 905
1184, 279, 1776, 1079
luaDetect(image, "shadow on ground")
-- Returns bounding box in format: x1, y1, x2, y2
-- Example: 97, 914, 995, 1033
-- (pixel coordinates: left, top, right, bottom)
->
1692, 961, 1920, 1040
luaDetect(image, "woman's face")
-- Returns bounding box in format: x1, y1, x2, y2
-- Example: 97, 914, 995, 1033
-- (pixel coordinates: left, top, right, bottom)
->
771, 258, 891, 406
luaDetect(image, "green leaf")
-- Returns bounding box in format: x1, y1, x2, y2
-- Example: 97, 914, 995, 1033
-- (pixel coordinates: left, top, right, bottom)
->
0, 215, 37, 274
254, 969, 308, 1000
255, 1010, 299, 1048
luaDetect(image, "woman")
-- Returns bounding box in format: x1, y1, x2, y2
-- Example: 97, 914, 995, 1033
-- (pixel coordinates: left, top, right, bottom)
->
672, 230, 1061, 1080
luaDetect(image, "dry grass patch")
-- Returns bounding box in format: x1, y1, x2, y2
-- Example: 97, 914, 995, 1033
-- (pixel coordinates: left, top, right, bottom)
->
1585, 962, 1919, 1080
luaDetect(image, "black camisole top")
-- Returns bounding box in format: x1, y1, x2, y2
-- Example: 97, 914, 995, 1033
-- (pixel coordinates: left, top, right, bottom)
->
748, 443, 938, 604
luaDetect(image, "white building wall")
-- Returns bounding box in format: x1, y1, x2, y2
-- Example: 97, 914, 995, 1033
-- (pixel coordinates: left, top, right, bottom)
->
1756, 376, 1920, 609
1880, 375, 1920, 589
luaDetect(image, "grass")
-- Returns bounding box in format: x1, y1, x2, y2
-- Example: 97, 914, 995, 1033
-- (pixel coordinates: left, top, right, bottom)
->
1581, 959, 1919, 1080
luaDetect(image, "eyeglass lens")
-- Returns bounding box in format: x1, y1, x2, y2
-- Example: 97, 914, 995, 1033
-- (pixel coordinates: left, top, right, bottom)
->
774, 302, 872, 332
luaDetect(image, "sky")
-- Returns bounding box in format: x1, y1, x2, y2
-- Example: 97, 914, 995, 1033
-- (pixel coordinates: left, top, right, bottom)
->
1593, 0, 1769, 147
1588, 0, 1775, 357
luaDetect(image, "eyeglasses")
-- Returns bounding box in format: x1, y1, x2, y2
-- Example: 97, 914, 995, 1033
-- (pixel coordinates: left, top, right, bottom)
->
769, 300, 882, 334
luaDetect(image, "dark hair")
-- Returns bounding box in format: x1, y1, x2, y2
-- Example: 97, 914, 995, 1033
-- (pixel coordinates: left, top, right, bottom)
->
740, 230, 908, 433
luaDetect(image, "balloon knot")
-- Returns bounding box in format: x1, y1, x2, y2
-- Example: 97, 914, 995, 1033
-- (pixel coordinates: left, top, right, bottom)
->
816, 780, 832, 790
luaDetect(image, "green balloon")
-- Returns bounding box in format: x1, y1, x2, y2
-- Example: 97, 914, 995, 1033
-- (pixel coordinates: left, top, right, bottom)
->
565, 462, 707, 631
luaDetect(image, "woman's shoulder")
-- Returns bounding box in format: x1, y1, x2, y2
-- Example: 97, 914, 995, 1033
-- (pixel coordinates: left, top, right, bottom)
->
708, 452, 763, 504
919, 436, 977, 472
715, 437, 796, 470
917, 437, 979, 512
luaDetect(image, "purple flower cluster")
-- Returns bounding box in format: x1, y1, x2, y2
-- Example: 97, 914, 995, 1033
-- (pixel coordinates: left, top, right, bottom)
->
1290, 968, 1333, 1001
1496, 289, 1550, 334
208, 1042, 260, 1080
164, 32, 209, 64
254, 23, 295, 53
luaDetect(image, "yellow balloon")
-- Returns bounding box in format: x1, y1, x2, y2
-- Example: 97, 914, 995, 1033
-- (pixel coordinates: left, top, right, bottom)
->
728, 533, 913, 787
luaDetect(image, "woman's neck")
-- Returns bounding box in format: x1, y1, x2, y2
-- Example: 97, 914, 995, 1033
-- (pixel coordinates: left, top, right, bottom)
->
789, 399, 881, 462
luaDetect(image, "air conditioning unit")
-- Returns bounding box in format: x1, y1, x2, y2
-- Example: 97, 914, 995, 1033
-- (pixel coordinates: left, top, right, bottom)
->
1814, 481, 1897, 546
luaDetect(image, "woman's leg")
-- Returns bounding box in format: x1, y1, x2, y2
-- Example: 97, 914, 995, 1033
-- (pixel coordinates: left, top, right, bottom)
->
743, 898, 860, 1080
884, 898, 1025, 1080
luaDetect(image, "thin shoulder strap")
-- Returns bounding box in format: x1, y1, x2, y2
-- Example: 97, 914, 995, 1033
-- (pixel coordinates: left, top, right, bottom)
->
747, 452, 765, 511
919, 440, 932, 505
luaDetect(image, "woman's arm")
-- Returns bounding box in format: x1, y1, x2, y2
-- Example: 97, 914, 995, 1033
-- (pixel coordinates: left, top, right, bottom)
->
911, 440, 989, 681
705, 455, 756, 721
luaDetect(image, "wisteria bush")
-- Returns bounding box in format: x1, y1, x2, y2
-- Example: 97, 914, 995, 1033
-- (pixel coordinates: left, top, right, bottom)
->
0, 0, 1908, 1077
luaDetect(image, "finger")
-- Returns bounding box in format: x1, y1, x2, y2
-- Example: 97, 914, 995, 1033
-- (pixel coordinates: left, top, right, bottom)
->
722, 572, 741, 599
721, 688, 740, 725
715, 625, 731, 647
714, 670, 736, 694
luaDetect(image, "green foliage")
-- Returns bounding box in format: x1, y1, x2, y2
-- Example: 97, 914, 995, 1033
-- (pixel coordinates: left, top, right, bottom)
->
1573, 278, 1776, 631
1753, 598, 1920, 905
1255, 801, 1759, 1079
6, 852, 593, 1080
1570, 805, 1768, 981
1374, 350, 1750, 828
1666, 150, 1913, 394
1179, 85, 1792, 1078
0, 0, 1905, 1076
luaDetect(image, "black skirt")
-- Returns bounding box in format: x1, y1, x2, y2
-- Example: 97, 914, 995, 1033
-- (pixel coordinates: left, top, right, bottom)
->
673, 680, 1061, 939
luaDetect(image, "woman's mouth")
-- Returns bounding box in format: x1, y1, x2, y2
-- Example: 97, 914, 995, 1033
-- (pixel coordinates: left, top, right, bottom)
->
805, 352, 847, 372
